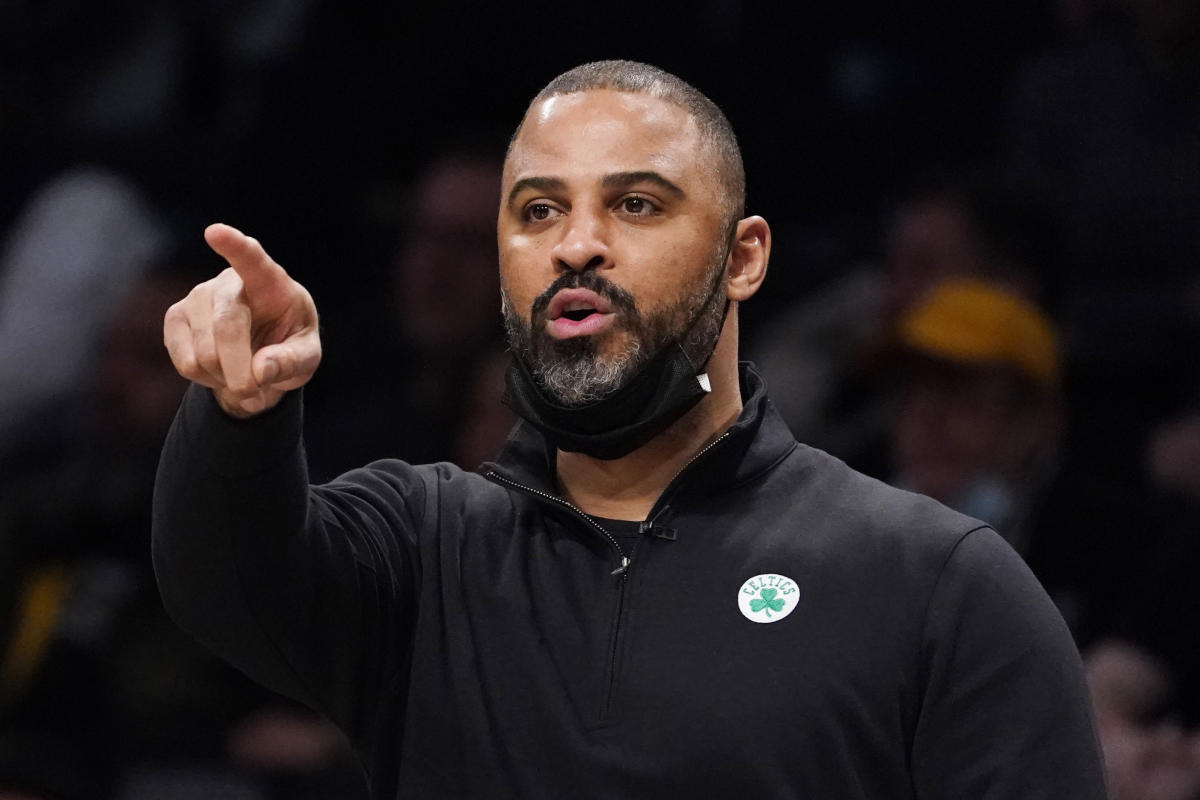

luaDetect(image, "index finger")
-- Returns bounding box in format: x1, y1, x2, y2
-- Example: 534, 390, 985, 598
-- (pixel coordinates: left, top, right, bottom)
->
204, 223, 289, 298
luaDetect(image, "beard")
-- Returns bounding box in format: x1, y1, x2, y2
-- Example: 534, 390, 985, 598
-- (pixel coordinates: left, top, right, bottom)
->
502, 250, 729, 408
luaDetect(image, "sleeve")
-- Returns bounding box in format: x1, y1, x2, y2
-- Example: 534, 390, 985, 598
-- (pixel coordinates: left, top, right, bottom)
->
910, 527, 1108, 799
151, 383, 425, 740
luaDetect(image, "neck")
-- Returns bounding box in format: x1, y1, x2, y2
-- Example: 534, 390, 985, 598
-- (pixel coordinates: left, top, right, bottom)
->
555, 313, 742, 520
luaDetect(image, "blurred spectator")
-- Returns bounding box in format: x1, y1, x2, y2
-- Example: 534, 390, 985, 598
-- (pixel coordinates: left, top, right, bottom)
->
1110, 396, 1200, 737
0, 168, 169, 451
748, 174, 1057, 468
0, 268, 211, 796
873, 277, 1164, 644
305, 149, 514, 478
1005, 9, 1200, 731
0, 266, 366, 799
1148, 411, 1200, 506
882, 278, 1064, 551
1086, 639, 1200, 800
1085, 503, 1200, 800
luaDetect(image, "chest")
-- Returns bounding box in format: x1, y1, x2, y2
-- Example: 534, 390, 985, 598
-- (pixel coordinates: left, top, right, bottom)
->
400, 500, 926, 797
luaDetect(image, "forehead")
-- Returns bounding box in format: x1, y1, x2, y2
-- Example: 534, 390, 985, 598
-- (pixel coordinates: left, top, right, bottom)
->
505, 90, 707, 185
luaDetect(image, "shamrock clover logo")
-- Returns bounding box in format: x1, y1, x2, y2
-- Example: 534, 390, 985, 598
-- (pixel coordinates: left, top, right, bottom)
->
749, 587, 786, 618
737, 574, 798, 623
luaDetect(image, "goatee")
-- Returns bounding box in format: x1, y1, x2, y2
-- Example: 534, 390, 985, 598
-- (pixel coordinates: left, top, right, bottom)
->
502, 260, 728, 408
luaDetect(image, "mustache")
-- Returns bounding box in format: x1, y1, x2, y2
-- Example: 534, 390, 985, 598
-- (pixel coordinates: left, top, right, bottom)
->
530, 271, 638, 322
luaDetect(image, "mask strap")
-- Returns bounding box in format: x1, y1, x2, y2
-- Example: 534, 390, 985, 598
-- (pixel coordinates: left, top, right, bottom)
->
678, 238, 735, 372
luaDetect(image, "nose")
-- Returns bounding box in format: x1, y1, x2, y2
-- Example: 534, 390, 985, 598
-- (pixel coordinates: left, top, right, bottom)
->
550, 205, 611, 273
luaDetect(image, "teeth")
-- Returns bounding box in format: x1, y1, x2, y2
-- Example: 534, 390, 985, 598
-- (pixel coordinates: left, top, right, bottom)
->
565, 301, 594, 312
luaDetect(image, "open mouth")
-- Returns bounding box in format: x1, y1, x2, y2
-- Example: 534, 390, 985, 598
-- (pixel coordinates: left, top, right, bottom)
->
545, 289, 615, 339
561, 304, 599, 322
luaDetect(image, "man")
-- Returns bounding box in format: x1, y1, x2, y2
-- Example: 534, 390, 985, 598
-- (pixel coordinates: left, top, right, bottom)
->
884, 278, 1064, 552
154, 61, 1106, 798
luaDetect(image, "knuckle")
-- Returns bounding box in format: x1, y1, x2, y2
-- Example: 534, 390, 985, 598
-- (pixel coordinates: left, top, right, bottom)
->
186, 281, 212, 301
211, 306, 249, 339
176, 353, 201, 378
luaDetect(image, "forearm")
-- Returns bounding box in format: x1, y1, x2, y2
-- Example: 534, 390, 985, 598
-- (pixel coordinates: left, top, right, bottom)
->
152, 383, 316, 702
152, 383, 423, 737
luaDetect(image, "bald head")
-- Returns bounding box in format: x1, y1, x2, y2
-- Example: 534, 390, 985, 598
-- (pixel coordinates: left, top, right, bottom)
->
509, 60, 746, 234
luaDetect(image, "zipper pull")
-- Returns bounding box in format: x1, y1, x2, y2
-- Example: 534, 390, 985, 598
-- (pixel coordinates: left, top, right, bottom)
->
610, 556, 630, 577
639, 521, 677, 541
639, 505, 677, 541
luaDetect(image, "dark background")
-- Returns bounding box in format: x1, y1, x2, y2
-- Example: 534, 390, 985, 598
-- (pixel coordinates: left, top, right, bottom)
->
2, 1, 1199, 797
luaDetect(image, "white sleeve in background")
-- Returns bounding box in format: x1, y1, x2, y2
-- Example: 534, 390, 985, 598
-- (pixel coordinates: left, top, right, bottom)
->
0, 167, 169, 439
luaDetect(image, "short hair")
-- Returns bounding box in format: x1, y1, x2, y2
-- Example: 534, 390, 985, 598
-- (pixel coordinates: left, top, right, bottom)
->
510, 60, 746, 231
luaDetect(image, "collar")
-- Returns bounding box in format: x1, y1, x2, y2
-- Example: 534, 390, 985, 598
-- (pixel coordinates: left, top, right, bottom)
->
481, 362, 798, 504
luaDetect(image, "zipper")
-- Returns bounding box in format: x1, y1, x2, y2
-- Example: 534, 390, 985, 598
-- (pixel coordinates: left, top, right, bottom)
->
484, 431, 731, 722
641, 430, 733, 525
484, 470, 630, 575
484, 469, 631, 722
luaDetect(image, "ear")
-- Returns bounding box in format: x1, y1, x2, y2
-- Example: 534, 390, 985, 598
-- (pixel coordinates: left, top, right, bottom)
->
725, 216, 771, 302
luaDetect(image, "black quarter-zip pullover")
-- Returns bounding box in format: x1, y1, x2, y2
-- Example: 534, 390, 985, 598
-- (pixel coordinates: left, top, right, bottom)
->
152, 364, 1106, 799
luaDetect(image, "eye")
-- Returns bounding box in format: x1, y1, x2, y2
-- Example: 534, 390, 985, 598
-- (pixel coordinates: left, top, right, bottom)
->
619, 195, 657, 216
522, 202, 561, 223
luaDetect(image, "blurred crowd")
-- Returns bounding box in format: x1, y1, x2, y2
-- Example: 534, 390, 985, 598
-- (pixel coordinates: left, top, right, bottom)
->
1, 0, 1197, 798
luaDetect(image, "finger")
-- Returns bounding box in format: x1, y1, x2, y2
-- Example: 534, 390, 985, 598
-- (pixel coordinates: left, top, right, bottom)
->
204, 223, 290, 302
190, 318, 225, 387
251, 330, 322, 390
210, 276, 257, 396
163, 302, 219, 389
163, 301, 197, 377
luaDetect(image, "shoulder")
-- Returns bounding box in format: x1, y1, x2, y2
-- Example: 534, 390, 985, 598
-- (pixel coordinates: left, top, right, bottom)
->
767, 442, 986, 551
725, 442, 1001, 625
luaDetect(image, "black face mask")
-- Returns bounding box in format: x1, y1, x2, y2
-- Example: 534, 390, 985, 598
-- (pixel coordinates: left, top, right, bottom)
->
503, 270, 728, 461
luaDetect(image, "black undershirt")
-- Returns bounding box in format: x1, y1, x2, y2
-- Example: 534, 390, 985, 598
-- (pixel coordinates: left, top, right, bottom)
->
589, 516, 644, 559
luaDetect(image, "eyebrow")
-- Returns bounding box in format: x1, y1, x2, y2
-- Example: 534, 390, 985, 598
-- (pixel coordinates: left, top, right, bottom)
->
506, 171, 686, 210
602, 171, 685, 200
506, 176, 567, 210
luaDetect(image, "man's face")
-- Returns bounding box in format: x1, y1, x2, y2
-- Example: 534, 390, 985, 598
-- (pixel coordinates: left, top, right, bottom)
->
498, 89, 731, 406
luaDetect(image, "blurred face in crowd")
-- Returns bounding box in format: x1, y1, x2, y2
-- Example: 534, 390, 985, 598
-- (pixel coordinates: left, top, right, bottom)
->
395, 156, 502, 354
883, 196, 986, 320
890, 357, 1055, 503
497, 89, 732, 406
1086, 640, 1200, 800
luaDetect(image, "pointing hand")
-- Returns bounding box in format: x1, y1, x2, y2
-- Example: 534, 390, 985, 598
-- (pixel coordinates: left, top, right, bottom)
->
163, 224, 321, 418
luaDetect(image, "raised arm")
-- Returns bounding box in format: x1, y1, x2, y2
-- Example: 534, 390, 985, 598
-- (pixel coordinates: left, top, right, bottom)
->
154, 226, 420, 740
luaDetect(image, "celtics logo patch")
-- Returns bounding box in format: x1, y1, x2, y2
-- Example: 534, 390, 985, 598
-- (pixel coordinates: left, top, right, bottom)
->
738, 573, 798, 623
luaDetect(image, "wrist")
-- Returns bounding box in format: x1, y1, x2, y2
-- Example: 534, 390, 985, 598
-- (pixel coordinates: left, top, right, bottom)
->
214, 386, 287, 419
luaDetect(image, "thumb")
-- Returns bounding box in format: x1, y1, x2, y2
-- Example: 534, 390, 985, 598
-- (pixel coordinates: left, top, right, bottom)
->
204, 223, 291, 303
252, 334, 322, 390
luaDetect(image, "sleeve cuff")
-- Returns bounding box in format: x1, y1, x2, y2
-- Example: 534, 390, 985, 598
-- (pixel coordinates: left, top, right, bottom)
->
173, 382, 305, 477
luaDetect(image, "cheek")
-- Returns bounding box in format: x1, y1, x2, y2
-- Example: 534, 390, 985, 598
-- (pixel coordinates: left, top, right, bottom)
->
498, 251, 542, 315
625, 239, 717, 312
